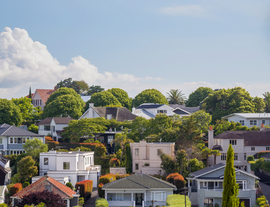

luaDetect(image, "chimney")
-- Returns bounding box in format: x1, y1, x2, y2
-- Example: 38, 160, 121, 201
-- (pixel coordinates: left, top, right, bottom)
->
89, 103, 94, 108
208, 126, 214, 149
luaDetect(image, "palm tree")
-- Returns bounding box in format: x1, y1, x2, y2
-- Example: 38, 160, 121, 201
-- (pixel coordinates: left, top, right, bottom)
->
166, 89, 186, 105
263, 92, 270, 113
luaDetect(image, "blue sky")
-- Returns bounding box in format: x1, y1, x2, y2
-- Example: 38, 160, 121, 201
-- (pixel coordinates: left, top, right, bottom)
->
0, 0, 270, 99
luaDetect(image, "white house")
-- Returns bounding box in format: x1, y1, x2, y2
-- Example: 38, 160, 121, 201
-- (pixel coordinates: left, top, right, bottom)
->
187, 163, 258, 207
222, 113, 270, 128
103, 173, 176, 207
38, 117, 74, 141
0, 155, 11, 186
0, 123, 45, 156
208, 128, 270, 168
39, 151, 101, 187
130, 140, 175, 175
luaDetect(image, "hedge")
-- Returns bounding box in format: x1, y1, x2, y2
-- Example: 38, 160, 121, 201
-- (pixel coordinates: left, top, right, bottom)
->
10, 183, 23, 196
98, 174, 116, 185
166, 173, 185, 189
115, 174, 130, 180
75, 180, 93, 199
166, 194, 191, 207
95, 198, 108, 207
98, 184, 104, 198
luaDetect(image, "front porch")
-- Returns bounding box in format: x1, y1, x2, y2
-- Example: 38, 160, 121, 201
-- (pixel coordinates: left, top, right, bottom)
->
106, 192, 147, 207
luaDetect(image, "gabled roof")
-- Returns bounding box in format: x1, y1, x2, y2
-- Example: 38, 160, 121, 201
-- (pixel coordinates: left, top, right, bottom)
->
0, 124, 43, 137
222, 113, 270, 119
136, 104, 165, 109
173, 108, 190, 115
189, 163, 225, 178
0, 155, 9, 165
12, 175, 76, 199
37, 117, 74, 125
169, 104, 200, 114
103, 173, 176, 190
214, 130, 270, 146
34, 89, 54, 104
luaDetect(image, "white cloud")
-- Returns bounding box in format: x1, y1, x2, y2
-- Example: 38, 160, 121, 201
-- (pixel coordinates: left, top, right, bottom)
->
160, 5, 207, 17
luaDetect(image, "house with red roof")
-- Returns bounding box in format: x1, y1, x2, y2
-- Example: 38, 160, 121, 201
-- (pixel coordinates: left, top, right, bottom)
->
32, 89, 55, 109
11, 175, 79, 207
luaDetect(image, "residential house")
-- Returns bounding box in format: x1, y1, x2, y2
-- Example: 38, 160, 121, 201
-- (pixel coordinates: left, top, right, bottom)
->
0, 185, 8, 204
32, 88, 55, 109
208, 128, 270, 168
39, 150, 101, 187
11, 175, 79, 207
79, 103, 137, 121
37, 117, 74, 141
102, 173, 176, 207
0, 123, 45, 156
222, 113, 270, 128
187, 163, 258, 207
94, 131, 120, 154
130, 140, 175, 175
0, 154, 11, 185
169, 104, 200, 117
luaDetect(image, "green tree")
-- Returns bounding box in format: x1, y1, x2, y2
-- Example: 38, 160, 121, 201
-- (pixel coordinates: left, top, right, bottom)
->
29, 87, 32, 99
23, 138, 48, 163
61, 118, 107, 142
166, 89, 186, 105
74, 80, 89, 94
149, 113, 173, 135
56, 77, 81, 94
85, 91, 122, 110
253, 96, 266, 113
202, 87, 263, 123
176, 150, 188, 175
12, 97, 36, 123
133, 89, 168, 107
124, 143, 132, 174
128, 117, 150, 141
107, 88, 132, 110
87, 85, 105, 95
160, 153, 176, 175
222, 144, 239, 207
17, 156, 38, 183
191, 110, 212, 134
186, 87, 214, 107
0, 99, 22, 126
189, 158, 204, 173
28, 124, 38, 134
263, 92, 270, 113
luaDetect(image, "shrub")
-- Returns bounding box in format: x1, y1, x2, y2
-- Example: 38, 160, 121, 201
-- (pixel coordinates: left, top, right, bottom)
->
79, 197, 84, 206
166, 173, 186, 189
261, 161, 270, 173
98, 184, 104, 198
98, 174, 116, 185
10, 183, 23, 196
0, 204, 8, 207
23, 182, 30, 188
115, 174, 130, 180
247, 156, 254, 162
256, 195, 269, 207
66, 182, 73, 190
75, 180, 93, 199
45, 136, 54, 142
166, 194, 191, 207
95, 198, 109, 207
109, 158, 120, 167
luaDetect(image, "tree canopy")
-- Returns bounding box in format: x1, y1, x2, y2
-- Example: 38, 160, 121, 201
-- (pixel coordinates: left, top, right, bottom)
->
166, 89, 186, 105
74, 80, 89, 94
17, 156, 38, 183
186, 87, 214, 107
87, 85, 105, 95
202, 87, 265, 122
107, 88, 132, 109
0, 99, 22, 126
133, 89, 168, 107
263, 92, 270, 113
23, 138, 48, 163
56, 77, 81, 94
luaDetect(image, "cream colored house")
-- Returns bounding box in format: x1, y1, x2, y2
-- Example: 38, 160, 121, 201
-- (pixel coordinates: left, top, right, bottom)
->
130, 141, 175, 174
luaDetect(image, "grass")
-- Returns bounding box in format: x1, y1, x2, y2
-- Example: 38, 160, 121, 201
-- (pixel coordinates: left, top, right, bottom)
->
166, 194, 191, 207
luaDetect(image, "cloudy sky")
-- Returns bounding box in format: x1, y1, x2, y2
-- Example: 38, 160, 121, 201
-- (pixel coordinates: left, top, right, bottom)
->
1, 0, 270, 99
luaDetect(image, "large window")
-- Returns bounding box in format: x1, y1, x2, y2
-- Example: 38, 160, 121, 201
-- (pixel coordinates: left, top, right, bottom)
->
251, 147, 255, 151
44, 158, 48, 165
44, 126, 50, 131
262, 120, 266, 124
157, 149, 163, 156
204, 198, 214, 207
230, 140, 237, 145
151, 192, 166, 201
10, 138, 13, 144
266, 147, 270, 151
85, 157, 90, 165
107, 136, 113, 144
250, 120, 257, 126
63, 162, 70, 170
135, 163, 139, 170
239, 120, 244, 126
135, 149, 139, 155
234, 153, 238, 160
221, 153, 226, 161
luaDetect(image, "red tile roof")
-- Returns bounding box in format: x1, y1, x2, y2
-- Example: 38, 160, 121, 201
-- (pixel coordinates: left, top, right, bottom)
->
12, 176, 76, 199
26, 94, 34, 98
35, 89, 55, 104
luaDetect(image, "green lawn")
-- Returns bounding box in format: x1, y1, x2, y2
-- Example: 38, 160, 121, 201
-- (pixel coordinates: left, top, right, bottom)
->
166, 194, 191, 207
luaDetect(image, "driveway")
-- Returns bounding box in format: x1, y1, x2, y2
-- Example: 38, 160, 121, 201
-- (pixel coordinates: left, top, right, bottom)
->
85, 188, 98, 207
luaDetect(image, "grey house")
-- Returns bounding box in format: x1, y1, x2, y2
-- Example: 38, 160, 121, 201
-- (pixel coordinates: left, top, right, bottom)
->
0, 123, 45, 155
187, 163, 258, 207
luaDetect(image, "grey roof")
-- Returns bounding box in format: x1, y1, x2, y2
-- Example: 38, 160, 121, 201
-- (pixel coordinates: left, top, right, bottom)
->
0, 124, 43, 137
141, 109, 156, 118
136, 104, 164, 109
103, 173, 176, 190
173, 108, 190, 115
262, 153, 270, 159
93, 107, 137, 122
222, 113, 270, 119
189, 163, 225, 177
37, 117, 74, 125
169, 104, 200, 114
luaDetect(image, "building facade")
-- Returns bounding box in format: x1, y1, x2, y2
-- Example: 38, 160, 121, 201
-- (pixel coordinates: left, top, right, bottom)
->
32, 89, 55, 109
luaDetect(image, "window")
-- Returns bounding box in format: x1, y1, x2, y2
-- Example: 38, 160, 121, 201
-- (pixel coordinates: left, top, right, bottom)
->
52, 126, 55, 132
0, 138, 2, 144
262, 120, 266, 124
115, 193, 124, 201
85, 157, 90, 165
44, 126, 50, 131
14, 138, 17, 144
63, 162, 70, 169
215, 182, 219, 187
40, 100, 42, 105
135, 163, 139, 170
234, 153, 238, 160
107, 136, 113, 144
44, 158, 48, 165
157, 149, 163, 156
151, 192, 166, 201
10, 138, 13, 144
251, 147, 255, 151
221, 153, 227, 161
135, 149, 139, 155
266, 147, 270, 151
22, 138, 26, 143
204, 198, 214, 207
18, 138, 22, 144
244, 153, 246, 160
250, 120, 257, 126
203, 181, 207, 187
239, 120, 245, 126
157, 110, 167, 114
230, 140, 237, 145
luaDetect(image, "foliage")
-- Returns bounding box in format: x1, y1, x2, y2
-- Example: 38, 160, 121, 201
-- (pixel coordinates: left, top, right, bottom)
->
66, 182, 73, 190
176, 150, 188, 175
166, 89, 186, 105
261, 161, 270, 173
202, 87, 265, 123
186, 87, 214, 107
0, 98, 22, 126
28, 124, 38, 133
263, 92, 270, 113
75, 180, 93, 199
191, 110, 212, 134
23, 181, 30, 188
0, 204, 8, 207
256, 195, 270, 207
115, 174, 130, 180
95, 198, 108, 207
17, 190, 66, 207
166, 173, 185, 189
222, 144, 239, 207
251, 158, 265, 172
107, 88, 132, 110
247, 156, 254, 162
79, 197, 85, 206
87, 85, 105, 96
127, 117, 150, 141
149, 113, 173, 135
160, 153, 176, 175
253, 96, 266, 113
133, 89, 168, 107
74, 80, 89, 94
98, 174, 116, 185
166, 194, 191, 207
98, 184, 105, 198
56, 77, 81, 94
189, 158, 204, 172
17, 156, 38, 183
109, 158, 120, 167
256, 151, 270, 159
9, 183, 23, 196
197, 143, 220, 167
124, 143, 132, 174
23, 138, 48, 163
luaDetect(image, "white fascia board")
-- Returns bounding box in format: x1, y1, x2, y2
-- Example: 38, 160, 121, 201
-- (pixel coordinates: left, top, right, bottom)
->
193, 166, 226, 179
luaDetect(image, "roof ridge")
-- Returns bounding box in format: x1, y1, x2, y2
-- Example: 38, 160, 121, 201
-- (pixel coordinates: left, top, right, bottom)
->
116, 108, 119, 121
47, 177, 75, 198
142, 174, 176, 188
2, 125, 13, 136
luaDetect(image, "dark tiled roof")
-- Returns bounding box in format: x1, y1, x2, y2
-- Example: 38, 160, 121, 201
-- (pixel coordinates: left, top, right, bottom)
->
103, 173, 176, 190
214, 130, 270, 146
189, 163, 225, 177
37, 117, 74, 125
136, 104, 164, 109
37, 118, 52, 125
94, 107, 137, 122
169, 104, 200, 114
12, 175, 76, 199
0, 124, 43, 137
262, 153, 270, 159
173, 108, 190, 115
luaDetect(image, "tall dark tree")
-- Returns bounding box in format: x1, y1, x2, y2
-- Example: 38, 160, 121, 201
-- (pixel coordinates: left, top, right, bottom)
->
29, 87, 32, 99
222, 144, 239, 207
87, 85, 105, 95
124, 143, 132, 174
263, 92, 270, 113
166, 89, 186, 105
56, 78, 81, 94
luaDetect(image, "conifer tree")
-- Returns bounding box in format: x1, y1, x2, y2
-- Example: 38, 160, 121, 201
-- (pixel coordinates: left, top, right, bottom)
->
29, 87, 32, 99
124, 143, 132, 174
222, 144, 239, 207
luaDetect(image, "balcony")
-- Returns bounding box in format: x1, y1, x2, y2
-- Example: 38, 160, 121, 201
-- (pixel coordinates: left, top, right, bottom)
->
202, 189, 255, 198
